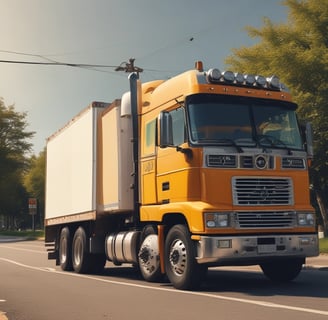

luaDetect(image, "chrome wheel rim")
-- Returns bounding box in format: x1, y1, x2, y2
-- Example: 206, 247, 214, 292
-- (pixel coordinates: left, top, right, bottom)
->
169, 239, 187, 276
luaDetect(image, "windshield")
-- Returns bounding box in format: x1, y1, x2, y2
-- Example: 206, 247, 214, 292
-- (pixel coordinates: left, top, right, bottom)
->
187, 94, 303, 150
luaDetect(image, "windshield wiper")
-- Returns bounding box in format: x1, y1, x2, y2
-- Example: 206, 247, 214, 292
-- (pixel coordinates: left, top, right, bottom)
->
198, 138, 244, 153
257, 134, 292, 155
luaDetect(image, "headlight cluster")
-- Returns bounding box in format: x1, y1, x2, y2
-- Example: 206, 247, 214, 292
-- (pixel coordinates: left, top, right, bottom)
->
297, 213, 315, 226
205, 68, 287, 91
205, 213, 230, 228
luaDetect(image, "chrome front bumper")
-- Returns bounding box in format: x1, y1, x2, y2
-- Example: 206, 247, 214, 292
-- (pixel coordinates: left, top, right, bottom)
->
195, 234, 319, 265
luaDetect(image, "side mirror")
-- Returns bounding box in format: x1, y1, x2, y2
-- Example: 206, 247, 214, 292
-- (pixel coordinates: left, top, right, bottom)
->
305, 122, 314, 158
301, 122, 314, 159
158, 111, 173, 148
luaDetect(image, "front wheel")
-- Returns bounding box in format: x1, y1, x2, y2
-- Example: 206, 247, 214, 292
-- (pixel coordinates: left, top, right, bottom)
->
260, 258, 304, 282
165, 225, 202, 290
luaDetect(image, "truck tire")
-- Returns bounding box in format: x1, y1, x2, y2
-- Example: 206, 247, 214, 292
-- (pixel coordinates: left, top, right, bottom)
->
260, 258, 304, 282
138, 225, 162, 282
59, 227, 73, 271
72, 227, 90, 273
165, 224, 202, 290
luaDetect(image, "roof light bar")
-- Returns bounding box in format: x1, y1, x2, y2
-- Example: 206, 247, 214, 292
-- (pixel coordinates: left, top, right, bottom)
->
204, 68, 286, 91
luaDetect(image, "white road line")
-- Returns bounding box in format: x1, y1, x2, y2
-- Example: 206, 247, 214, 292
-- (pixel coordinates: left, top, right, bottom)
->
1, 257, 328, 317
0, 300, 5, 303
0, 245, 46, 254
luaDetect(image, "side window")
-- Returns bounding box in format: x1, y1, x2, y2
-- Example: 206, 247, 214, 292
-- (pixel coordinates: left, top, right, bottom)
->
144, 119, 156, 155
170, 107, 186, 146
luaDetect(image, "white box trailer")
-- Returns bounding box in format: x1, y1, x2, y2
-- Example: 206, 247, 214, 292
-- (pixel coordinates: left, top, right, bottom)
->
45, 101, 134, 226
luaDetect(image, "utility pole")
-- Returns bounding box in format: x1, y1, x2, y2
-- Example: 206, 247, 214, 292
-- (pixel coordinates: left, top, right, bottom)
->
115, 58, 143, 77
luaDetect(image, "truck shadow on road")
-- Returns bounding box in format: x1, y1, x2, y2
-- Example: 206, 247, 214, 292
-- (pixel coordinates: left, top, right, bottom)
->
201, 268, 328, 299
102, 265, 328, 299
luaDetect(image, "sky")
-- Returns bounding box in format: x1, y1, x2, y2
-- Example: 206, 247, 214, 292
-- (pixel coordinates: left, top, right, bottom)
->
0, 0, 288, 154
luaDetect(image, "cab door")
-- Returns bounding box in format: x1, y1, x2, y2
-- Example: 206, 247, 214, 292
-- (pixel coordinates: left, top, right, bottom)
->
156, 107, 195, 204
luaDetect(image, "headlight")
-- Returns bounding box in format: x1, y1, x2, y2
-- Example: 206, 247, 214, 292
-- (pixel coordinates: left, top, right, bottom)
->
298, 213, 315, 226
205, 213, 230, 228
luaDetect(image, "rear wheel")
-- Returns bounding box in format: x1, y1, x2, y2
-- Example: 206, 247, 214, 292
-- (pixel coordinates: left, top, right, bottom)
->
59, 227, 73, 271
138, 225, 162, 282
72, 227, 90, 273
165, 224, 202, 290
260, 258, 304, 282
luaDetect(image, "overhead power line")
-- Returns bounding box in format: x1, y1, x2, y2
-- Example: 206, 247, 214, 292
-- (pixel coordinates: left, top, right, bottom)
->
0, 59, 117, 68
0, 56, 146, 77
0, 52, 171, 77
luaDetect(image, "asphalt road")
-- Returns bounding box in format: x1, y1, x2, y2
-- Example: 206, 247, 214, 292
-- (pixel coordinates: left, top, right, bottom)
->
0, 238, 327, 320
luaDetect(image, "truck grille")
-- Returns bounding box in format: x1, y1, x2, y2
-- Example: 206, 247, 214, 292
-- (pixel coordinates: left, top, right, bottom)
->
235, 211, 296, 229
232, 177, 293, 206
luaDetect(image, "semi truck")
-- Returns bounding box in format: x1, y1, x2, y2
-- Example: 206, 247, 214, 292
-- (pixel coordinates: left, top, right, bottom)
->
45, 61, 319, 290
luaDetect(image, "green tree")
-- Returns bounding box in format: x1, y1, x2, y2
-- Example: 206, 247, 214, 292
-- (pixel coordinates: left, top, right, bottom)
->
0, 99, 34, 229
225, 0, 328, 234
23, 150, 46, 228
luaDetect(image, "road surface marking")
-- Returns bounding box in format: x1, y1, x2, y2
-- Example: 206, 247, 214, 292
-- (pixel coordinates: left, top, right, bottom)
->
0, 245, 45, 254
1, 257, 327, 317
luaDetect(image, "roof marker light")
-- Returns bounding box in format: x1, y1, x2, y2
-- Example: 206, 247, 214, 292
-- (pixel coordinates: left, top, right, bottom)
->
234, 72, 244, 84
222, 71, 235, 82
267, 75, 280, 89
255, 75, 266, 87
206, 68, 221, 82
244, 74, 256, 86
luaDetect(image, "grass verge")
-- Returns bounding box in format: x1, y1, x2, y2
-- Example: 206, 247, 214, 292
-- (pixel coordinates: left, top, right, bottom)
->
319, 237, 328, 254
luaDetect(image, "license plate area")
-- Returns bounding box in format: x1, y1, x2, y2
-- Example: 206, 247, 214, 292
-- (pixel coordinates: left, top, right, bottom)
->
257, 238, 276, 254
258, 244, 276, 253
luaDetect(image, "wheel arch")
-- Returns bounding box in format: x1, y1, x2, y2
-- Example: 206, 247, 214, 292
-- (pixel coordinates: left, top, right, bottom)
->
162, 212, 189, 233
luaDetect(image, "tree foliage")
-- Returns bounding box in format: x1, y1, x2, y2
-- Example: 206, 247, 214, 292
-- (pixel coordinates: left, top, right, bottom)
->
23, 150, 46, 227
225, 0, 328, 231
0, 99, 35, 229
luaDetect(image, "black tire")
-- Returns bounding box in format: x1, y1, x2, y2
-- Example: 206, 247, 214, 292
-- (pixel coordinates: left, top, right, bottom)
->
138, 225, 163, 282
165, 224, 202, 290
72, 227, 90, 273
59, 227, 73, 271
260, 258, 304, 282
